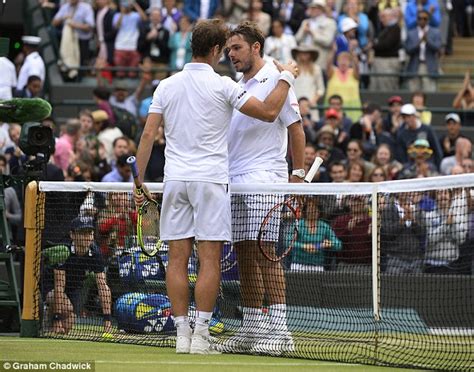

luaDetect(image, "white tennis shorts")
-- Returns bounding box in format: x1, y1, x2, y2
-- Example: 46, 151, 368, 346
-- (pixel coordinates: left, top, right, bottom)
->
160, 181, 231, 241
230, 170, 286, 243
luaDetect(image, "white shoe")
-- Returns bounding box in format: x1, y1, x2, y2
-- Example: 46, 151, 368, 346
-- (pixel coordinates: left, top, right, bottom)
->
176, 334, 191, 354
251, 331, 295, 356
214, 331, 257, 353
190, 334, 221, 354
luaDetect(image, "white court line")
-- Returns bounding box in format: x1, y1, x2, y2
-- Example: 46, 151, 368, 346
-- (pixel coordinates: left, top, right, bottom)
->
94, 360, 358, 367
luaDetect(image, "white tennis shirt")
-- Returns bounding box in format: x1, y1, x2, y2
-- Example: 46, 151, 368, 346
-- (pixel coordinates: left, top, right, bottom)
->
228, 62, 301, 178
149, 63, 251, 183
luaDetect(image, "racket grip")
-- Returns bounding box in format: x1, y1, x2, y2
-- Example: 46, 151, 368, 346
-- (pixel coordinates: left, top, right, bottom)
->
305, 156, 323, 183
127, 156, 142, 189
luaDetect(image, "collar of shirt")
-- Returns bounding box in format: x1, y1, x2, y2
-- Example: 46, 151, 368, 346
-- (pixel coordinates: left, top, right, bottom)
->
239, 62, 272, 87
183, 63, 214, 72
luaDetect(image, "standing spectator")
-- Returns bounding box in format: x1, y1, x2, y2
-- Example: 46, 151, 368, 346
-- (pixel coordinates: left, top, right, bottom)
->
183, 0, 218, 22
439, 113, 465, 157
269, 0, 307, 35
92, 87, 116, 125
161, 0, 182, 34
395, 103, 443, 167
16, 36, 45, 91
383, 95, 404, 135
264, 19, 297, 64
113, 0, 148, 78
95, 0, 117, 67
0, 57, 17, 100
138, 7, 171, 80
335, 16, 359, 57
370, 8, 401, 92
168, 15, 193, 72
404, 0, 441, 29
405, 10, 442, 93
54, 119, 82, 174
52, 0, 95, 68
291, 45, 325, 121
397, 138, 439, 179
243, 0, 272, 36
452, 70, 474, 125
14, 75, 42, 98
295, 0, 337, 70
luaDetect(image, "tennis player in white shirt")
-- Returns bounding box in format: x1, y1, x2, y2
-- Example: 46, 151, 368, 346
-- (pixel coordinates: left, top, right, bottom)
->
133, 19, 299, 355
222, 21, 306, 356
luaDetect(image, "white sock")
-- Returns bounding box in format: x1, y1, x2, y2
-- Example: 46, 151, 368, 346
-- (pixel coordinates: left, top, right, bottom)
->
269, 304, 288, 333
194, 311, 212, 336
174, 316, 191, 337
242, 307, 263, 331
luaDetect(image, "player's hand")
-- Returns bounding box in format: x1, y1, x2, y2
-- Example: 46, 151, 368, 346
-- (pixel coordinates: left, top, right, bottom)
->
273, 60, 299, 78
289, 175, 305, 183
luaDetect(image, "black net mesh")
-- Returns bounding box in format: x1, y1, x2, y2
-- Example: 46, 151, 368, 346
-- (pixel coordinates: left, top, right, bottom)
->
32, 180, 474, 370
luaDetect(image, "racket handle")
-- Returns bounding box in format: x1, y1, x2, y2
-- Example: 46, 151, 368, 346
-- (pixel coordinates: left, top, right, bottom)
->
127, 156, 142, 189
305, 156, 323, 183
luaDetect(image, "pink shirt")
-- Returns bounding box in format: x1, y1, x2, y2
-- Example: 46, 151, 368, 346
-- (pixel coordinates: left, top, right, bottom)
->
54, 134, 75, 171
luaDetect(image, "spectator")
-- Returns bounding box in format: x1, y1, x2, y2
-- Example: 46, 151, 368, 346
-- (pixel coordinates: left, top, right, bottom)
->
298, 97, 318, 144
411, 91, 432, 125
380, 191, 426, 274
395, 103, 443, 167
138, 7, 171, 80
0, 56, 17, 99
452, 70, 474, 125
371, 143, 403, 180
79, 109, 95, 137
168, 15, 193, 72
78, 135, 111, 181
52, 0, 95, 68
334, 16, 359, 57
264, 19, 297, 64
92, 87, 116, 125
290, 196, 342, 272
383, 95, 404, 135
320, 109, 350, 150
397, 138, 439, 179
113, 0, 148, 78
332, 195, 372, 270
343, 139, 375, 179
291, 45, 325, 121
326, 50, 362, 123
404, 0, 441, 29
423, 189, 468, 274
368, 165, 388, 182
405, 10, 442, 93
183, 0, 218, 22
345, 160, 365, 182
295, 0, 337, 70
110, 79, 148, 117
242, 0, 272, 36
54, 119, 82, 174
439, 113, 465, 157
370, 8, 401, 92
92, 110, 124, 162
110, 136, 131, 169
161, 0, 182, 34
0, 155, 22, 243
145, 125, 166, 181
4, 124, 26, 175
268, 0, 306, 35
304, 143, 317, 177
313, 144, 332, 182
440, 137, 472, 176
14, 75, 42, 98
101, 153, 133, 182
324, 94, 353, 134
315, 124, 346, 164
337, 0, 372, 52
16, 36, 45, 91
95, 0, 117, 67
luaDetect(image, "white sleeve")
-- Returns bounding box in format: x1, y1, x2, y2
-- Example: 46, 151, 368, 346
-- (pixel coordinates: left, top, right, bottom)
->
221, 76, 252, 111
279, 87, 302, 127
148, 85, 164, 114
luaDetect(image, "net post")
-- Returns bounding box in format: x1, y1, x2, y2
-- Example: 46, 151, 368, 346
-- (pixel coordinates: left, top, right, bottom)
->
371, 185, 380, 322
20, 181, 44, 337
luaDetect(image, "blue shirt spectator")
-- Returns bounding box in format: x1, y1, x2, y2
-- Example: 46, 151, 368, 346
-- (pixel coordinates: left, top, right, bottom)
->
101, 154, 133, 182
337, 13, 370, 49
404, 0, 441, 29
183, 0, 218, 22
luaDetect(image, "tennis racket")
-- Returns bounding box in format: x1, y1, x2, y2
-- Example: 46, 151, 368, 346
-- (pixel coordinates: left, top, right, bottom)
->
257, 157, 324, 262
127, 156, 162, 258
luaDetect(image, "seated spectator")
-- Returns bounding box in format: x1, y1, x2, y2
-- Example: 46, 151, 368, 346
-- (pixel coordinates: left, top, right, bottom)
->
14, 75, 42, 98
92, 109, 124, 162
380, 192, 426, 274
110, 79, 148, 117
168, 15, 193, 72
404, 0, 441, 30
332, 195, 371, 270
423, 189, 468, 274
138, 7, 171, 80
395, 104, 443, 167
290, 196, 342, 272
439, 113, 466, 158
264, 19, 297, 64
323, 94, 353, 134
398, 138, 439, 179
113, 0, 147, 78
78, 135, 111, 181
411, 91, 432, 125
295, 0, 337, 70
320, 109, 350, 151
54, 119, 82, 175
383, 95, 404, 135
368, 166, 388, 182
345, 160, 365, 182
242, 0, 271, 36
405, 10, 442, 93
371, 143, 403, 180
298, 97, 318, 145
343, 139, 375, 180
440, 137, 472, 176
315, 125, 346, 164
110, 136, 131, 169
452, 70, 474, 125
101, 153, 133, 182
292, 45, 325, 122
183, 0, 218, 22
78, 109, 95, 137
326, 51, 362, 123
4, 124, 26, 175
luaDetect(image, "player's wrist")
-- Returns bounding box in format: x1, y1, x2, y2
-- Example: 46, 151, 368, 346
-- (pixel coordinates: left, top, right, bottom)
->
279, 70, 295, 86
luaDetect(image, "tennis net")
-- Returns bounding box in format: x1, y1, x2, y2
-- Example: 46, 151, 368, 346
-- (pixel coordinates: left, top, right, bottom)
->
26, 176, 474, 371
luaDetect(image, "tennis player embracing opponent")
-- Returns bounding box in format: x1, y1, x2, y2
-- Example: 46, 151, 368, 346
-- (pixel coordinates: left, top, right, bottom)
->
133, 19, 298, 354
221, 21, 306, 355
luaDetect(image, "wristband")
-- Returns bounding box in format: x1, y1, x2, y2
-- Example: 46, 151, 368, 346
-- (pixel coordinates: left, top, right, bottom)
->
279, 70, 295, 86
103, 314, 112, 321
53, 313, 62, 321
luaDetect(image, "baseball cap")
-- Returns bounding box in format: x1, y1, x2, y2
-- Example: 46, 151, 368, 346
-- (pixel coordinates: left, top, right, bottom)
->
445, 113, 461, 123
400, 104, 417, 116
22, 35, 41, 46
341, 17, 358, 33
388, 95, 403, 105
413, 138, 430, 148
70, 216, 95, 232
325, 108, 340, 119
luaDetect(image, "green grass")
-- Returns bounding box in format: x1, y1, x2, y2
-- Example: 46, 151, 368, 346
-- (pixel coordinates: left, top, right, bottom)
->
1, 336, 424, 372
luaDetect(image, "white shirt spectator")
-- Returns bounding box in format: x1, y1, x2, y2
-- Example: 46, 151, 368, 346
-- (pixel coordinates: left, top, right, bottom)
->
200, 0, 211, 19
110, 95, 138, 116
53, 1, 95, 40
0, 57, 17, 100
113, 12, 141, 51
16, 52, 45, 90
148, 63, 251, 183
264, 34, 296, 64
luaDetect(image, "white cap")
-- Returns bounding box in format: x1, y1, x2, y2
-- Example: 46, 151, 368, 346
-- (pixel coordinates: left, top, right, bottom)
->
341, 17, 358, 33
401, 104, 417, 116
308, 0, 326, 8
445, 113, 461, 123
22, 36, 41, 46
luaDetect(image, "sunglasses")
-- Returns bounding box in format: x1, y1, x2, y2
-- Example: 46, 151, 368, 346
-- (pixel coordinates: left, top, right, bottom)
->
418, 17, 428, 21
372, 173, 385, 177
